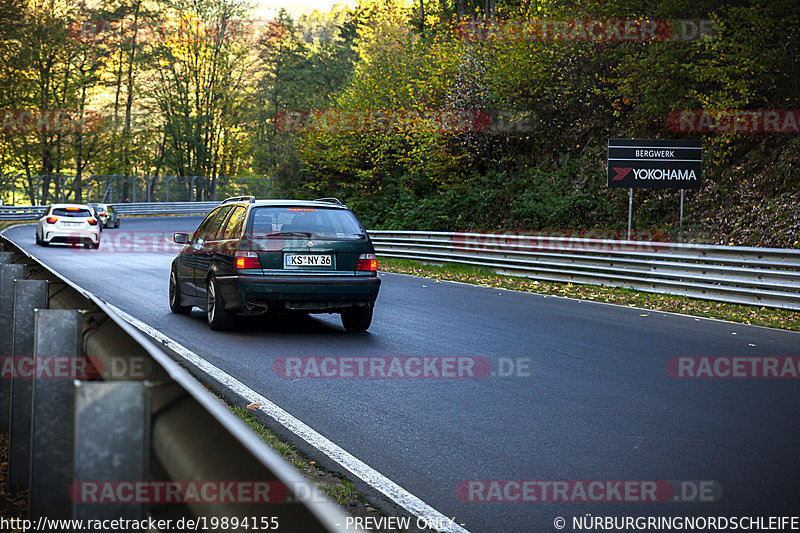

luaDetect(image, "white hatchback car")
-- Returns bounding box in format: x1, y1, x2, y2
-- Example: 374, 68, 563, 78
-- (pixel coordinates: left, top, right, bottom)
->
36, 204, 101, 249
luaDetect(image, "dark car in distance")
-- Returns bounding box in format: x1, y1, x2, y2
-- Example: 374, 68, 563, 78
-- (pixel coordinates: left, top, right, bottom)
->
169, 196, 380, 331
93, 203, 120, 228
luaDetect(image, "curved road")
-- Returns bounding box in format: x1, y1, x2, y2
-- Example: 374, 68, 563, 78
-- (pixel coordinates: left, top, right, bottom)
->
5, 218, 800, 532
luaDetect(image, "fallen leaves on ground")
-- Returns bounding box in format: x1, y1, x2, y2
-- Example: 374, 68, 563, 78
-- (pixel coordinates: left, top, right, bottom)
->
380, 261, 800, 331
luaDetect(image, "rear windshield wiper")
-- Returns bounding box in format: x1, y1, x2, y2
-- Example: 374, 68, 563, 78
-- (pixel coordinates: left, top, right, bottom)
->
260, 231, 315, 238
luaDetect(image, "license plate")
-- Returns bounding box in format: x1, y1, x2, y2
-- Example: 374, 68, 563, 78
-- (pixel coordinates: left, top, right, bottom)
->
62, 221, 81, 227
285, 254, 332, 267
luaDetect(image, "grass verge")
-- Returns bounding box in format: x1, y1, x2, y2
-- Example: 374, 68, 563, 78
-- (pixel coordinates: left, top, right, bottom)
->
0, 221, 22, 232
378, 257, 800, 332
230, 407, 403, 531
231, 407, 362, 502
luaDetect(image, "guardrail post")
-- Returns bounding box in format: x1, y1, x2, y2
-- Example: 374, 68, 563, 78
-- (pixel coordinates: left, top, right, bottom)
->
8, 278, 48, 492
239, 176, 249, 195
30, 309, 83, 519
0, 260, 23, 432
73, 381, 151, 520
132, 175, 140, 203
87, 175, 98, 203
101, 175, 116, 203
679, 189, 685, 242
147, 177, 157, 202
166, 175, 175, 202
627, 188, 633, 240
11, 173, 19, 205
190, 176, 198, 201
75, 174, 83, 203
83, 174, 92, 203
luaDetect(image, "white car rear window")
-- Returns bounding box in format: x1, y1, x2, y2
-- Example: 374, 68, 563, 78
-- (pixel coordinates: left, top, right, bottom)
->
52, 208, 92, 217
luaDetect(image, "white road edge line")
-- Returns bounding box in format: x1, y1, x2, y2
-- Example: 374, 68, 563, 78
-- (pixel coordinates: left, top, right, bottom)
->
107, 304, 471, 533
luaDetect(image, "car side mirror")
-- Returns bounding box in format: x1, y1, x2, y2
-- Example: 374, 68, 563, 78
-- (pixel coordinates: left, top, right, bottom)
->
173, 232, 189, 244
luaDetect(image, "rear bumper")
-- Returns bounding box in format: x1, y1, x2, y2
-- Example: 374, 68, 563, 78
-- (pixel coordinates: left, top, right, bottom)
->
44, 229, 100, 244
215, 274, 381, 312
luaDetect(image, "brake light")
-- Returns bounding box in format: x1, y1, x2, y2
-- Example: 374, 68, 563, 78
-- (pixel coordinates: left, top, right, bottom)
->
235, 250, 261, 269
357, 253, 377, 273
46, 216, 57, 224
87, 218, 97, 225
66, 207, 79, 211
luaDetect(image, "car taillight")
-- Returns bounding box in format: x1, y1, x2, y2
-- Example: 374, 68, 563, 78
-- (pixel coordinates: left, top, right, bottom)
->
46, 217, 57, 224
87, 218, 97, 225
100, 212, 107, 216
235, 250, 261, 269
357, 253, 377, 273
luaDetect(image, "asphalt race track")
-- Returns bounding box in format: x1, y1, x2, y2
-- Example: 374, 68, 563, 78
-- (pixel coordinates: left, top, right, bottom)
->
5, 218, 800, 532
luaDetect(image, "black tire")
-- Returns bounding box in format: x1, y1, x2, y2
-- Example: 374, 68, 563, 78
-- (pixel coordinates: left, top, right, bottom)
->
169, 270, 192, 314
35, 231, 41, 245
115, 220, 120, 228
207, 276, 235, 330
341, 307, 373, 332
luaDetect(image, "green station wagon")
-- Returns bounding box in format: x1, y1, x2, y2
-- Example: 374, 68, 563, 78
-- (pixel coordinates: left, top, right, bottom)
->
169, 197, 380, 331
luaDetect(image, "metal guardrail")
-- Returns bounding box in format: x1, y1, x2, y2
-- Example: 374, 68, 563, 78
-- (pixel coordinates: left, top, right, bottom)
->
0, 236, 352, 529
0, 202, 217, 220
368, 230, 800, 311
0, 205, 47, 219
111, 201, 218, 216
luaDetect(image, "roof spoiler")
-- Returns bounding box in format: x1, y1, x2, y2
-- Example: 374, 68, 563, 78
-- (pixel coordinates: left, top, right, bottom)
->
314, 197, 344, 206
222, 195, 255, 204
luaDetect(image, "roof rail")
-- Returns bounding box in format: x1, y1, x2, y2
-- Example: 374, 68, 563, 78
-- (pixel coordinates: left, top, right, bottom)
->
314, 197, 344, 206
222, 195, 255, 204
